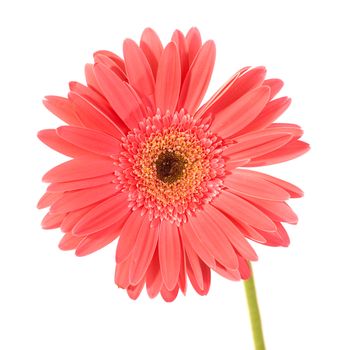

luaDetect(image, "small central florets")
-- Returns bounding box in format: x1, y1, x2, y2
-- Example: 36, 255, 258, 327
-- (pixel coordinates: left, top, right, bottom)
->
119, 110, 226, 224
155, 151, 187, 184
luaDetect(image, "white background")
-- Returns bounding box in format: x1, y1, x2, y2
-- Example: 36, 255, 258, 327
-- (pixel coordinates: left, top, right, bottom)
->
1, 0, 349, 349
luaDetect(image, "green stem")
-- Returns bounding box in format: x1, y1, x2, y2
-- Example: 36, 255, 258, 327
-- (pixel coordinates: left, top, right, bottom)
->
244, 263, 266, 350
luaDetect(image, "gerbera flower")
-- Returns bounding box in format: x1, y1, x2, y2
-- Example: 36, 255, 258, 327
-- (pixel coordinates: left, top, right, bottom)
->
38, 28, 309, 301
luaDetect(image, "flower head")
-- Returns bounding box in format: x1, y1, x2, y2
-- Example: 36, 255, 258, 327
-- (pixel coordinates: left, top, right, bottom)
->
38, 28, 309, 301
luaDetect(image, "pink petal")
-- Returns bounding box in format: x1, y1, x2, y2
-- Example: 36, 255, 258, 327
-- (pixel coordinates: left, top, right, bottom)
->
123, 39, 155, 98
247, 140, 310, 166
155, 42, 181, 115
140, 28, 163, 79
194, 67, 250, 120
177, 40, 216, 115
266, 123, 304, 139
178, 243, 187, 295
37, 129, 89, 158
212, 190, 276, 232
42, 156, 116, 183
94, 50, 126, 73
115, 258, 131, 289
275, 222, 290, 246
224, 171, 290, 201
50, 183, 119, 213
186, 27, 202, 66
115, 210, 145, 263
234, 219, 267, 244
179, 224, 216, 268
68, 91, 125, 138
158, 220, 181, 291
37, 191, 63, 209
211, 86, 271, 138
84, 63, 102, 94
94, 53, 127, 81
127, 278, 145, 300
161, 284, 179, 302
246, 197, 298, 224
239, 96, 292, 134
197, 66, 266, 121
69, 81, 124, 129
212, 262, 241, 281
41, 212, 66, 229
129, 220, 159, 285
73, 192, 130, 236
76, 220, 124, 256
59, 233, 84, 251
234, 169, 304, 198
171, 30, 189, 83
61, 204, 96, 233
238, 256, 251, 280
57, 126, 121, 157
263, 79, 284, 99
47, 174, 115, 192
206, 204, 258, 261
186, 257, 210, 295
94, 63, 145, 129
146, 248, 162, 298
43, 96, 81, 126
187, 209, 237, 270
224, 134, 293, 161
183, 240, 205, 290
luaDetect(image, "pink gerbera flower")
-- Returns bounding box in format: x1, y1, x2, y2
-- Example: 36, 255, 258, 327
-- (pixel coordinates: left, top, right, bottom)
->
38, 28, 309, 301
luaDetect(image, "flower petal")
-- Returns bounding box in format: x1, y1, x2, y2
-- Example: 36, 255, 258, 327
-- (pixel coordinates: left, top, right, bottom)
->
146, 248, 162, 298
43, 96, 81, 126
57, 126, 122, 157
73, 192, 130, 236
177, 40, 216, 114
158, 220, 181, 290
171, 30, 189, 83
94, 63, 145, 129
211, 86, 270, 138
246, 197, 298, 224
61, 204, 96, 233
50, 183, 119, 213
37, 129, 89, 158
84, 63, 102, 94
161, 284, 179, 302
233, 169, 304, 198
42, 156, 116, 183
140, 28, 163, 79
224, 171, 290, 201
41, 212, 66, 229
37, 191, 63, 209
123, 39, 155, 99
238, 96, 292, 134
247, 140, 310, 166
129, 221, 159, 285
263, 78, 284, 99
224, 134, 293, 161
59, 233, 84, 251
155, 42, 181, 115
212, 190, 276, 232
47, 174, 115, 192
206, 204, 257, 261
115, 209, 145, 263
75, 220, 124, 256
187, 209, 237, 270
68, 91, 125, 138
196, 66, 266, 120
94, 53, 127, 81
186, 27, 202, 66
186, 257, 211, 296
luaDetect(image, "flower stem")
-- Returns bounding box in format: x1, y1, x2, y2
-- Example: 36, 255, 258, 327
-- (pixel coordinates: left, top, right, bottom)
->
244, 263, 266, 350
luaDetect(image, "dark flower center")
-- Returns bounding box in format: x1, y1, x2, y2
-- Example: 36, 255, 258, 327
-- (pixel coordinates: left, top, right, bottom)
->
155, 151, 187, 184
